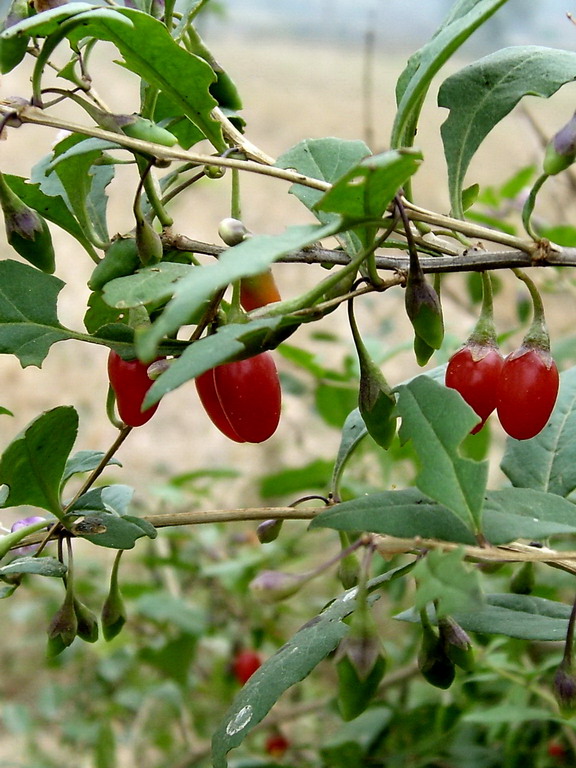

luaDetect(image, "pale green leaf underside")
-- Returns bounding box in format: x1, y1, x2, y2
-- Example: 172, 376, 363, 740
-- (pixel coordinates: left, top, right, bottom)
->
439, 46, 576, 217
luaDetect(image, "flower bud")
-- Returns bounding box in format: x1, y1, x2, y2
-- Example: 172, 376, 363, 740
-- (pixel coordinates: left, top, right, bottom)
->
248, 569, 307, 603
0, 175, 55, 273
335, 640, 386, 721
74, 599, 99, 643
438, 616, 474, 671
47, 594, 78, 657
218, 217, 250, 247
337, 551, 359, 590
101, 577, 127, 641
135, 217, 163, 266
256, 518, 283, 544
543, 112, 576, 176
405, 273, 444, 359
510, 561, 535, 595
418, 622, 456, 689
553, 661, 576, 716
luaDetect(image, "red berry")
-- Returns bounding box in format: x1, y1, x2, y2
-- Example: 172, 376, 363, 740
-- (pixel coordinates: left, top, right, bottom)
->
496, 346, 559, 440
196, 352, 281, 443
232, 649, 262, 684
107, 351, 161, 427
547, 741, 566, 760
265, 733, 290, 757
445, 343, 504, 433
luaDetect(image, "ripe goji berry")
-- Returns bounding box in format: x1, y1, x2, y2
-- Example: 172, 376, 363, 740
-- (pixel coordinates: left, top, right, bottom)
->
107, 350, 161, 427
496, 346, 559, 440
445, 342, 504, 433
196, 352, 281, 443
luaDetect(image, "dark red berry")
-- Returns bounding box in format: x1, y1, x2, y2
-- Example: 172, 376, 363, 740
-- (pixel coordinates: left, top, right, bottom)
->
445, 343, 504, 433
232, 649, 262, 684
496, 346, 559, 440
265, 733, 290, 757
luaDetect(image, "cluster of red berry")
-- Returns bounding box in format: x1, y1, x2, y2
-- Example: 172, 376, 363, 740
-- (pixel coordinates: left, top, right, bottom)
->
446, 340, 559, 440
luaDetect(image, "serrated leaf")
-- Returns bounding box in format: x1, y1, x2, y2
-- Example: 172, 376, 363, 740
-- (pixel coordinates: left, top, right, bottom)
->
391, 0, 509, 149
396, 376, 487, 531
138, 222, 339, 361
211, 564, 412, 768
439, 46, 576, 217
395, 594, 571, 642
63, 450, 122, 483
413, 548, 483, 617
102, 263, 193, 309
2, 174, 98, 259
0, 260, 72, 367
0, 406, 78, 515
501, 366, 576, 497
310, 488, 476, 544
0, 556, 66, 577
144, 316, 298, 407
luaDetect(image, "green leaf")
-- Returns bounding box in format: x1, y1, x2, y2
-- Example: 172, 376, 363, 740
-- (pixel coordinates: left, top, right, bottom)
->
63, 450, 122, 483
65, 486, 156, 549
395, 594, 571, 642
310, 488, 476, 544
0, 406, 78, 516
501, 366, 576, 497
0, 260, 72, 367
439, 46, 576, 217
463, 705, 560, 725
2, 6, 224, 149
391, 0, 509, 149
0, 556, 66, 577
276, 138, 370, 254
259, 459, 333, 498
276, 138, 371, 218
102, 263, 193, 309
483, 488, 576, 542
314, 149, 422, 238
137, 222, 339, 361
312, 487, 576, 545
331, 408, 367, 498
413, 548, 483, 617
144, 316, 298, 407
396, 375, 488, 531
211, 565, 411, 768
47, 134, 114, 247
2, 174, 98, 259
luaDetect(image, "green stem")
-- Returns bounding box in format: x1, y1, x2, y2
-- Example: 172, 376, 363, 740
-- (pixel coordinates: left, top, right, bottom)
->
512, 268, 549, 349
522, 173, 548, 241
231, 168, 241, 221
31, 21, 79, 106
468, 272, 497, 345
136, 156, 173, 227
562, 592, 576, 668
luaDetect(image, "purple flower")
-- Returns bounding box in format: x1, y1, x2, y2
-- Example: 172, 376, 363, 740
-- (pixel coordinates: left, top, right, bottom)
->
11, 516, 47, 555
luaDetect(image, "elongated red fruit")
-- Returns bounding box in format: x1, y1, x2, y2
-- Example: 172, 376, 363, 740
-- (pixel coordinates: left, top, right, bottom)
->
496, 346, 559, 440
445, 343, 504, 433
107, 351, 160, 427
196, 352, 281, 443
